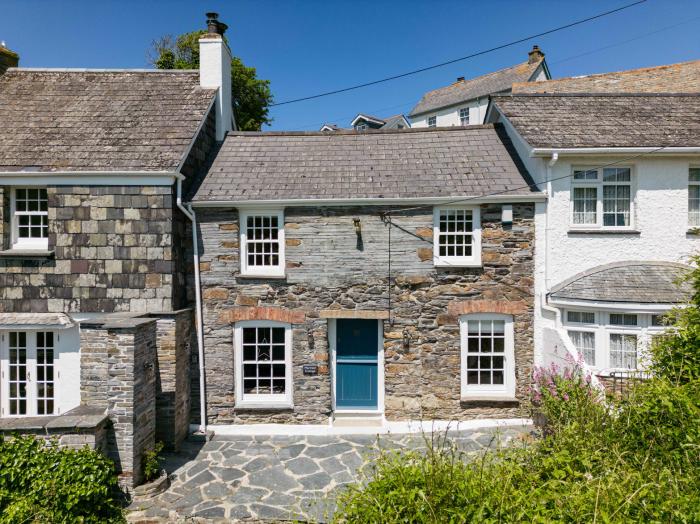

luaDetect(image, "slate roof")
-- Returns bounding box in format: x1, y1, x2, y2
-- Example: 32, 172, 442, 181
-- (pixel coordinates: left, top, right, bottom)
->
491, 93, 700, 148
409, 58, 544, 117
513, 59, 700, 94
0, 313, 75, 329
0, 69, 216, 172
550, 262, 692, 304
192, 124, 539, 203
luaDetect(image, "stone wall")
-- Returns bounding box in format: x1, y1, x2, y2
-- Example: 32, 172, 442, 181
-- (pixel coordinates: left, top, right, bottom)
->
80, 318, 157, 488
195, 204, 535, 425
153, 310, 192, 451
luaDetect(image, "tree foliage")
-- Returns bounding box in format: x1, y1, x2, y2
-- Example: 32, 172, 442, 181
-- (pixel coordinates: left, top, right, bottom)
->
150, 30, 273, 131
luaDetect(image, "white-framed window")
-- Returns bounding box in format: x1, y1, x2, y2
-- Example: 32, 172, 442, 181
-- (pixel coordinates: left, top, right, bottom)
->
609, 313, 637, 326
459, 108, 469, 126
459, 314, 516, 399
567, 330, 596, 365
1, 331, 55, 417
239, 210, 285, 277
609, 333, 638, 369
355, 122, 367, 131
570, 167, 634, 230
689, 167, 700, 227
11, 188, 49, 250
433, 206, 481, 267
234, 321, 293, 408
427, 116, 436, 128
567, 310, 595, 324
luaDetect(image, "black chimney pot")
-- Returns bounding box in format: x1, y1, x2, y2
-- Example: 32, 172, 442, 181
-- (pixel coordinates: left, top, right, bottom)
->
206, 12, 226, 35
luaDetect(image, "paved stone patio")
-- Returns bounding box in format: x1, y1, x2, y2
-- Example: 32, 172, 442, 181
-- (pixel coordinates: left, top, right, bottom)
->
127, 424, 531, 523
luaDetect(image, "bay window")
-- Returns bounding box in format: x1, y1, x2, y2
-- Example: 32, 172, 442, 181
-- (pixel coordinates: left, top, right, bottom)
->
234, 321, 292, 407
570, 167, 634, 230
433, 206, 481, 267
460, 314, 515, 399
239, 210, 285, 277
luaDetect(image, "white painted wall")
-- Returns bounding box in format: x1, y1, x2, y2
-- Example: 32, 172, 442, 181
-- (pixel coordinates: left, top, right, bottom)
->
411, 97, 490, 128
545, 157, 699, 288
56, 326, 81, 414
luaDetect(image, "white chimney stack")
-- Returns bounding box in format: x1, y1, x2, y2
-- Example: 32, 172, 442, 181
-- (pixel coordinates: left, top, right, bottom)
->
199, 12, 234, 140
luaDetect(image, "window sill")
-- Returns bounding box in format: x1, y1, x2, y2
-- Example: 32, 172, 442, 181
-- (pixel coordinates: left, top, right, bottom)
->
237, 274, 287, 280
434, 261, 482, 268
687, 228, 700, 236
0, 249, 54, 259
567, 229, 640, 235
460, 396, 519, 407
234, 402, 294, 411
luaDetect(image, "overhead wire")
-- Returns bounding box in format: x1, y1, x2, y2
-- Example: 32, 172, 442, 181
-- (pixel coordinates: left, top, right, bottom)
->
270, 0, 647, 107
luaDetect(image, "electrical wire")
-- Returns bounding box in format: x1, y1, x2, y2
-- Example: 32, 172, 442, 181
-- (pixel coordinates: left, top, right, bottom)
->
270, 0, 647, 107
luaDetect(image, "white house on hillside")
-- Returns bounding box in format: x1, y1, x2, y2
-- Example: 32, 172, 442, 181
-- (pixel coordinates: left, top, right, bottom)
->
410, 46, 549, 128
487, 92, 700, 381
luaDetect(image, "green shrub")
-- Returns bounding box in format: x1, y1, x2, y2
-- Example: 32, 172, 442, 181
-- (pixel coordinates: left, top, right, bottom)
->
0, 435, 123, 523
142, 441, 164, 482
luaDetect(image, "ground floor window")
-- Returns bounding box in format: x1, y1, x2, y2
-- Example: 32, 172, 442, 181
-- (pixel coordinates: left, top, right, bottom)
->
1, 331, 55, 417
234, 321, 292, 407
563, 310, 665, 372
459, 314, 515, 399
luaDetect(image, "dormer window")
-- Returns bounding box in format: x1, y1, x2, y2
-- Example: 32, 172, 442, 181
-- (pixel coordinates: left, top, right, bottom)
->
355, 123, 367, 132
459, 108, 470, 126
427, 116, 436, 128
12, 188, 49, 250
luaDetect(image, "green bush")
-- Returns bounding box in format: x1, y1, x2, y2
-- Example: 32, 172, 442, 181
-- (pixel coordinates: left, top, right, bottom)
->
0, 435, 124, 523
142, 441, 164, 482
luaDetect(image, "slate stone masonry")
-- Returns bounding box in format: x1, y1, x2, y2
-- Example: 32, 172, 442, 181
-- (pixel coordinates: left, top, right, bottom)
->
196, 203, 535, 425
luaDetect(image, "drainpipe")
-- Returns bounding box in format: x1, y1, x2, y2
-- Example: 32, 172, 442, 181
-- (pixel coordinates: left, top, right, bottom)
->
176, 178, 207, 434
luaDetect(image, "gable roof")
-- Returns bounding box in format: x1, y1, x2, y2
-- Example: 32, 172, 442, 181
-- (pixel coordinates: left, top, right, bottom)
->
409, 57, 545, 117
0, 69, 217, 172
192, 124, 540, 204
512, 59, 700, 94
491, 93, 700, 149
550, 261, 692, 304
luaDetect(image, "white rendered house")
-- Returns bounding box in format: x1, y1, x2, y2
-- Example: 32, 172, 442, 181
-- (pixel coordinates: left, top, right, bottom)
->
487, 92, 700, 381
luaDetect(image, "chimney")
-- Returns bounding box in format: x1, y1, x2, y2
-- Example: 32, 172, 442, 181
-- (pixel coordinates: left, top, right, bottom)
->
199, 13, 234, 140
0, 42, 19, 75
456, 76, 465, 83
528, 45, 544, 64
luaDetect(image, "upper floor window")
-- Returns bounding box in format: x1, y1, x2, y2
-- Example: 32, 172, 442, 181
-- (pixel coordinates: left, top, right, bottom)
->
433, 206, 481, 267
460, 314, 515, 399
355, 122, 367, 132
571, 167, 633, 230
12, 188, 49, 250
427, 116, 436, 128
459, 108, 469, 126
240, 210, 285, 277
689, 167, 700, 227
234, 321, 292, 408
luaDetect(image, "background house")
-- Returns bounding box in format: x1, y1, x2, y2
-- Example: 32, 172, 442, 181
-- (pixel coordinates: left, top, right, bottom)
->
320, 113, 410, 132
409, 45, 549, 128
487, 91, 700, 387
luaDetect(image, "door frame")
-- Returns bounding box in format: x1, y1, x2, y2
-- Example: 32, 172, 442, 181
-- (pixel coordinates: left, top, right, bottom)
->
329, 318, 384, 414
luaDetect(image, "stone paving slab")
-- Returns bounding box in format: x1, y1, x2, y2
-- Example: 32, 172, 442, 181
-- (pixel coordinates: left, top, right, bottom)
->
127, 424, 532, 523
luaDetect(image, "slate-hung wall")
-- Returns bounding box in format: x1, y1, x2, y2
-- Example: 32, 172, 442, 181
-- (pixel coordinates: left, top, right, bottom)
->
0, 185, 179, 313
197, 203, 535, 424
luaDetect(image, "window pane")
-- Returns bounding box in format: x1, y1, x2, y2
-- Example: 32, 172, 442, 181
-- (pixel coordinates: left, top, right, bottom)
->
573, 169, 597, 180
602, 184, 630, 227
689, 184, 700, 227
572, 187, 597, 224
690, 168, 700, 182
610, 314, 637, 326
240, 325, 288, 397
603, 167, 631, 182
8, 331, 28, 415
567, 311, 594, 324
245, 215, 282, 268
568, 330, 596, 365
463, 318, 509, 387
610, 334, 637, 369
437, 209, 473, 259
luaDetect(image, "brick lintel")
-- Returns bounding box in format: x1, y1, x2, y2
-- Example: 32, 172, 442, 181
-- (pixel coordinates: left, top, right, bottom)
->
447, 299, 529, 318
219, 306, 306, 324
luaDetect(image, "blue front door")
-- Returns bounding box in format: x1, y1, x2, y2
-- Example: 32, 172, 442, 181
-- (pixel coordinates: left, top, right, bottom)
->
335, 319, 379, 410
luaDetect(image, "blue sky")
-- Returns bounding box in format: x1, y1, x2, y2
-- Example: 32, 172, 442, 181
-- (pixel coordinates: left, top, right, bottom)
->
2, 0, 699, 131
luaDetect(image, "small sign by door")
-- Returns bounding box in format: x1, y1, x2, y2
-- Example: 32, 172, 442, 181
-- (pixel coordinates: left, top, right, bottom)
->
303, 364, 318, 376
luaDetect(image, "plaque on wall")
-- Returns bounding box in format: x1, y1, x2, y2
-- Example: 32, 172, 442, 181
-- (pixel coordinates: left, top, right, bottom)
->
303, 364, 318, 376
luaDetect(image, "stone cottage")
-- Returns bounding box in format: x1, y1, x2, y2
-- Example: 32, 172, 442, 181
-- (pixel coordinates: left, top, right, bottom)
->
188, 125, 545, 428
0, 14, 232, 486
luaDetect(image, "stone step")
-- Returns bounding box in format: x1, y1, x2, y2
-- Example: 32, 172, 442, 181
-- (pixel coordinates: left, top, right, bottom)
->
332, 412, 384, 428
